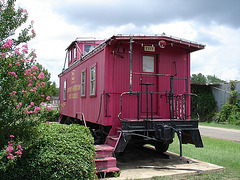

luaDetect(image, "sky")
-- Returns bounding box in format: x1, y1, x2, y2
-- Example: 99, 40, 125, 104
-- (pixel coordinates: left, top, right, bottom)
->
16, 0, 240, 87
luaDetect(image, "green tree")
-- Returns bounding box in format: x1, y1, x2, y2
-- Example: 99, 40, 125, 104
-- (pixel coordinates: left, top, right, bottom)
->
191, 73, 225, 84
36, 63, 58, 98
191, 73, 207, 83
206, 75, 225, 83
0, 0, 52, 148
219, 81, 240, 125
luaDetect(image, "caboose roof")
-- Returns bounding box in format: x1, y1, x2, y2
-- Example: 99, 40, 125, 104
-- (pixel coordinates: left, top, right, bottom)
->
60, 34, 205, 75
105, 34, 205, 52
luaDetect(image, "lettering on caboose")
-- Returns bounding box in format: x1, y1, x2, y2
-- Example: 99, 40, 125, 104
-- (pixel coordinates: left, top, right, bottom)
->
67, 84, 81, 99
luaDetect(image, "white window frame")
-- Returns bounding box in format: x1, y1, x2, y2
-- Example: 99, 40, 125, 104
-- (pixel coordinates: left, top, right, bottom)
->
84, 44, 95, 55
90, 66, 96, 96
74, 47, 77, 60
81, 70, 86, 97
68, 50, 72, 63
63, 80, 67, 101
143, 56, 155, 72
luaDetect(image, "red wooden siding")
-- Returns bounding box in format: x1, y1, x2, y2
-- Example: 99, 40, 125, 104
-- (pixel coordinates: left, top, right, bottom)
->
59, 35, 204, 127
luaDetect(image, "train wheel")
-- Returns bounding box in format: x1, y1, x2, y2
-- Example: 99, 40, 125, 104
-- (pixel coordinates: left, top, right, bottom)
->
154, 142, 169, 153
93, 129, 107, 144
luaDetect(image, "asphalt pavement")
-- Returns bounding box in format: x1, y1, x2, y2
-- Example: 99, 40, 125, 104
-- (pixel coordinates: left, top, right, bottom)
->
199, 125, 240, 143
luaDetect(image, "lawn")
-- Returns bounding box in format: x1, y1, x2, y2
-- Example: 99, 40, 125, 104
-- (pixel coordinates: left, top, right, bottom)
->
163, 136, 240, 179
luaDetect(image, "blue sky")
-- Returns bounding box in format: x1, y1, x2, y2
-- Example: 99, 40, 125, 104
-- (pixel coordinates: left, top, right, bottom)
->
17, 0, 240, 86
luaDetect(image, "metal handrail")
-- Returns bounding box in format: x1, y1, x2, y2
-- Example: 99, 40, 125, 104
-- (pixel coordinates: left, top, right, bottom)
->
117, 91, 199, 121
75, 112, 87, 127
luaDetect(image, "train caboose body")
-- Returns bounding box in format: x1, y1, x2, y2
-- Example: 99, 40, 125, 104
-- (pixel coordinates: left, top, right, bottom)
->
59, 35, 204, 173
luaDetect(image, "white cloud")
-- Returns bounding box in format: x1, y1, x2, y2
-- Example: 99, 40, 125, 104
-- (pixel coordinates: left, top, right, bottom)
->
15, 0, 240, 87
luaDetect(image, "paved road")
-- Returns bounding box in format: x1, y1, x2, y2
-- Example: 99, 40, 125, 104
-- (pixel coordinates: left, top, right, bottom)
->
199, 125, 240, 143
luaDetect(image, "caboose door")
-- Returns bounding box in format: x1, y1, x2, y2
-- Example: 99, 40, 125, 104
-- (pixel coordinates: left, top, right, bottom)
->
140, 55, 158, 117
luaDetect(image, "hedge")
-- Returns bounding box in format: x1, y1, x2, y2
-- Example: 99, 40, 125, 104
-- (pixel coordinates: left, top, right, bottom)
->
191, 84, 216, 121
0, 123, 96, 180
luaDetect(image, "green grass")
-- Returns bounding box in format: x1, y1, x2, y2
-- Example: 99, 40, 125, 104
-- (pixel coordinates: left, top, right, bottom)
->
165, 136, 240, 179
199, 121, 240, 130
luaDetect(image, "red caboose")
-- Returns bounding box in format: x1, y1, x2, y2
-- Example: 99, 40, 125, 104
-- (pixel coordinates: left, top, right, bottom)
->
59, 35, 204, 172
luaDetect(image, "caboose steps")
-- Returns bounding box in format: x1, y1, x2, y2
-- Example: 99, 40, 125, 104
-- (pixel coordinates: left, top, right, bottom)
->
95, 144, 120, 174
105, 136, 120, 148
95, 144, 115, 158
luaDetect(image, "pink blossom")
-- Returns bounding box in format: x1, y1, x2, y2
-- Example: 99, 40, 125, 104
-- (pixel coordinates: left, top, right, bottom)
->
37, 72, 45, 79
26, 69, 31, 74
41, 82, 45, 87
31, 29, 36, 37
10, 91, 17, 96
10, 135, 14, 138
14, 50, 21, 55
8, 72, 18, 78
15, 150, 22, 155
8, 141, 13, 146
6, 146, 13, 153
22, 44, 28, 49
46, 96, 50, 100
41, 102, 45, 105
17, 144, 22, 149
22, 48, 28, 54
19, 102, 22, 106
31, 65, 38, 71
9, 64, 12, 67
33, 76, 37, 80
34, 106, 41, 113
30, 102, 34, 106
7, 153, 15, 160
15, 62, 20, 66
1, 39, 13, 49
1, 53, 6, 58
28, 84, 32, 87
16, 105, 20, 108
41, 95, 45, 97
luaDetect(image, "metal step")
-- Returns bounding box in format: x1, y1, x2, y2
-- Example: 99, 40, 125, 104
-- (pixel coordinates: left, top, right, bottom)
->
95, 144, 120, 174
95, 144, 114, 158
105, 136, 120, 148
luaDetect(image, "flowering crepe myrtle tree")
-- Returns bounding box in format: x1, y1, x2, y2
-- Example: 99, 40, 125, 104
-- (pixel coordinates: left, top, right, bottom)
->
0, 0, 54, 148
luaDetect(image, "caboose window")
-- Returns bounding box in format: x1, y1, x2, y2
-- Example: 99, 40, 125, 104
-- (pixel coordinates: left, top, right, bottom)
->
81, 70, 86, 97
84, 45, 95, 55
143, 56, 154, 72
68, 50, 72, 63
73, 47, 77, 60
90, 66, 96, 96
63, 80, 67, 101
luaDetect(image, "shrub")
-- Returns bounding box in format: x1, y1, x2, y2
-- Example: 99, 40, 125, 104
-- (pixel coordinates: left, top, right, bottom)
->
218, 81, 240, 126
39, 106, 59, 122
0, 123, 96, 180
191, 84, 216, 121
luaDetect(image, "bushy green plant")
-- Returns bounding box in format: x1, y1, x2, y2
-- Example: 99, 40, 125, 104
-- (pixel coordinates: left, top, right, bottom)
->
191, 85, 216, 121
39, 106, 59, 122
218, 81, 240, 125
0, 123, 96, 180
0, 0, 57, 148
